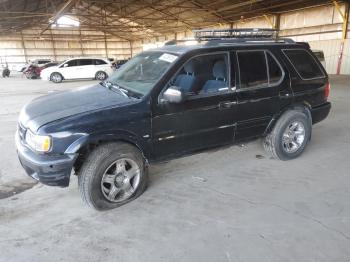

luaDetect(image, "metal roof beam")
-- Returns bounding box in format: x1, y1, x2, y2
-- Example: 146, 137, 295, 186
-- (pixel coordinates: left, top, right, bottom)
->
39, 0, 79, 35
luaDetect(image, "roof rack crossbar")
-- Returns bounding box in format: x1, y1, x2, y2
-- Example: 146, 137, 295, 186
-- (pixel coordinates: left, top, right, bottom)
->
193, 28, 294, 44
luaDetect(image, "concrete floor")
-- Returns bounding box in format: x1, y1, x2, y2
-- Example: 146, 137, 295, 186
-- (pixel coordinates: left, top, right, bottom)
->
0, 75, 349, 262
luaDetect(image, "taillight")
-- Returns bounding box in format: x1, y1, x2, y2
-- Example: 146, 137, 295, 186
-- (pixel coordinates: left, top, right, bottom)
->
324, 82, 330, 99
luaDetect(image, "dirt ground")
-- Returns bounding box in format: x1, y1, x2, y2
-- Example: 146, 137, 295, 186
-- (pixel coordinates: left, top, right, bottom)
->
0, 75, 349, 262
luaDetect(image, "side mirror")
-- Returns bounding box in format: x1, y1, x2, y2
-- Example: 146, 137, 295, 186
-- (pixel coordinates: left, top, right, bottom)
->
63, 63, 68, 68
162, 87, 183, 104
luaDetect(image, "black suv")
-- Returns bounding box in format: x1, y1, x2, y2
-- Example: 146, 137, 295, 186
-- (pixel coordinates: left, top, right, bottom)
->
16, 29, 331, 210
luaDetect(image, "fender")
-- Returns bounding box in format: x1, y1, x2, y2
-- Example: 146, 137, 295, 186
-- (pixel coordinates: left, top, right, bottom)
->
64, 130, 151, 161
264, 101, 312, 136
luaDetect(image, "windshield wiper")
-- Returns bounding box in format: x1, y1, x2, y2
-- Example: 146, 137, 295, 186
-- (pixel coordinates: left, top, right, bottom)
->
102, 81, 129, 98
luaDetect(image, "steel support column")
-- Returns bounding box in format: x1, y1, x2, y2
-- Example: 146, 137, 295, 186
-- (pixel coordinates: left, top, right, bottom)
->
129, 41, 133, 58
20, 31, 28, 63
334, 1, 349, 75
49, 29, 57, 61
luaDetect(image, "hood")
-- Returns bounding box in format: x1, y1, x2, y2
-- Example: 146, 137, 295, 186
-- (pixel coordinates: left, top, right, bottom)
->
19, 83, 135, 132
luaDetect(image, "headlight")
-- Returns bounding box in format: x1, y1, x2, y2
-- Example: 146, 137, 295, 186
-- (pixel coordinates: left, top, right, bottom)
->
25, 131, 51, 152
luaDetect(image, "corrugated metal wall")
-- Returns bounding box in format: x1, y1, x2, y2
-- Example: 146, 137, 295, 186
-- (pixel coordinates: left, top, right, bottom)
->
0, 28, 143, 70
341, 39, 350, 74
144, 4, 350, 75
277, 4, 349, 75
308, 39, 350, 75
308, 40, 342, 74
0, 3, 349, 74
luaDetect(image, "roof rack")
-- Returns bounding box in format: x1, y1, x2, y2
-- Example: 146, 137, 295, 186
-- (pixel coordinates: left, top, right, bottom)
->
193, 28, 295, 44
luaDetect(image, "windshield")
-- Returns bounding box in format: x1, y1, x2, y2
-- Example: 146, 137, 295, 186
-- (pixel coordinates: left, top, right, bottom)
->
58, 59, 68, 67
108, 51, 178, 96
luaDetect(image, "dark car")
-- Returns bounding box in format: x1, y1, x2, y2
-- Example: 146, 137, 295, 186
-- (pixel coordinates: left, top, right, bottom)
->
20, 59, 53, 72
1, 63, 10, 78
24, 62, 59, 79
16, 29, 331, 210
111, 59, 129, 69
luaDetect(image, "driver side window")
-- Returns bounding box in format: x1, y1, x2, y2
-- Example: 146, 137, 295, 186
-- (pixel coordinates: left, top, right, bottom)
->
168, 53, 230, 96
65, 60, 78, 67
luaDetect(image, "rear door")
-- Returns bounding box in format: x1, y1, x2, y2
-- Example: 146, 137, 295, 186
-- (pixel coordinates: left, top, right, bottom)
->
94, 59, 111, 76
235, 49, 287, 140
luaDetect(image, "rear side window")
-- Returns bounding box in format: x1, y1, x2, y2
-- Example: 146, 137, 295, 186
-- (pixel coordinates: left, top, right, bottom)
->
237, 51, 268, 88
283, 49, 324, 79
267, 52, 283, 85
95, 59, 107, 65
79, 59, 93, 66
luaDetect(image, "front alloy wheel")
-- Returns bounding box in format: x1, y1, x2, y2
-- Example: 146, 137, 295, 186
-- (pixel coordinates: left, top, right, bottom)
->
78, 142, 148, 210
101, 158, 141, 203
50, 72, 62, 83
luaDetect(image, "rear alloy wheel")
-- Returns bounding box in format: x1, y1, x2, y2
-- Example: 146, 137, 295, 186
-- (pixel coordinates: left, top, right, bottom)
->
95, 71, 107, 81
50, 72, 63, 83
281, 121, 306, 154
25, 72, 32, 79
78, 142, 148, 210
263, 109, 311, 160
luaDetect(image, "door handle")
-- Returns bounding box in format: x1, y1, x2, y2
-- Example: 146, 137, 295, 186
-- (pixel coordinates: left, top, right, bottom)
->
219, 101, 237, 109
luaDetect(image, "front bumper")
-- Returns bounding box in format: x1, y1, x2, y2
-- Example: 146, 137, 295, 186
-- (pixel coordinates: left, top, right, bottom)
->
311, 102, 331, 124
15, 131, 77, 187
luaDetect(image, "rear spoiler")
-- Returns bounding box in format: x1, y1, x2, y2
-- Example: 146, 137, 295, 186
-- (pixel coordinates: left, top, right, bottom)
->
296, 42, 310, 48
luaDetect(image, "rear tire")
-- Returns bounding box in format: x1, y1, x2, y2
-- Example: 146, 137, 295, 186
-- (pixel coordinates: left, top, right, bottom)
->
263, 110, 311, 160
95, 71, 107, 81
50, 72, 63, 83
78, 142, 148, 211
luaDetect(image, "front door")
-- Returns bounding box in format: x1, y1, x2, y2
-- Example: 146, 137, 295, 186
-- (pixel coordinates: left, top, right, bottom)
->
152, 52, 237, 159
59, 59, 79, 79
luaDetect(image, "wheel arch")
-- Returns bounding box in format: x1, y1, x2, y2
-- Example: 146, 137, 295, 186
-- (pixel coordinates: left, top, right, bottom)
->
50, 71, 64, 80
264, 101, 312, 136
66, 132, 150, 173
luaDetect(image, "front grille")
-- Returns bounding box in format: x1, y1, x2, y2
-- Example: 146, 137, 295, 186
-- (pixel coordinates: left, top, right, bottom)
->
18, 123, 27, 142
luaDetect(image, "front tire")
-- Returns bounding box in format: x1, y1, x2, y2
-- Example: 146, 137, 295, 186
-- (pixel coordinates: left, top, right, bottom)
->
50, 72, 63, 83
263, 110, 311, 160
78, 142, 148, 211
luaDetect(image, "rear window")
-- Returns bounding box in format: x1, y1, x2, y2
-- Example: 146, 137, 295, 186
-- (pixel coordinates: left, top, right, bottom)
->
95, 59, 107, 65
283, 49, 324, 79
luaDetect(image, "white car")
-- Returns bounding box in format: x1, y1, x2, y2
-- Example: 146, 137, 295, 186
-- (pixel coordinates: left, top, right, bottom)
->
40, 57, 114, 83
